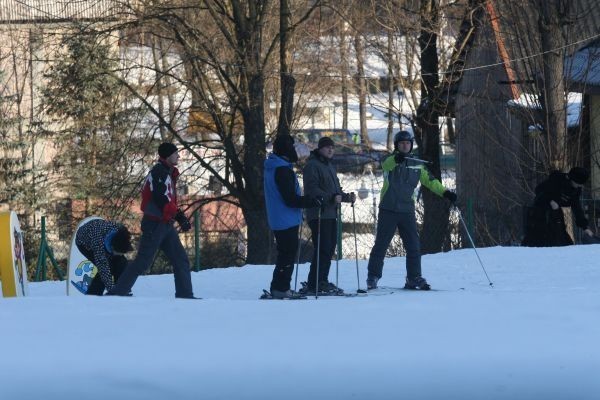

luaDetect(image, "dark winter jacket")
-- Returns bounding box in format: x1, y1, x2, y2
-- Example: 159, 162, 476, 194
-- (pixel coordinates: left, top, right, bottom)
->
303, 150, 350, 221
140, 159, 180, 223
264, 153, 316, 231
75, 219, 123, 292
533, 171, 588, 229
379, 153, 446, 213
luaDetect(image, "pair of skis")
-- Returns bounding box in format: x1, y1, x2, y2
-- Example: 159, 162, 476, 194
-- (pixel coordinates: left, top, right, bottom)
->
259, 285, 464, 299
259, 289, 362, 300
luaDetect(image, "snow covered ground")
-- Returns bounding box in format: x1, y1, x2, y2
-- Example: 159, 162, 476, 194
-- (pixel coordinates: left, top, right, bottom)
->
2, 245, 600, 400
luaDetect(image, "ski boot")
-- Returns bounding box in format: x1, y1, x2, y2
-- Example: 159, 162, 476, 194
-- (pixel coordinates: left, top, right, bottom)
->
366, 276, 379, 290
269, 289, 305, 299
321, 281, 344, 295
404, 276, 431, 290
299, 281, 344, 296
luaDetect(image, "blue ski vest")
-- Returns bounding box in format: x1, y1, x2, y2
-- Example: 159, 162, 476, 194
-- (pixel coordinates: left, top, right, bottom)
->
264, 154, 302, 230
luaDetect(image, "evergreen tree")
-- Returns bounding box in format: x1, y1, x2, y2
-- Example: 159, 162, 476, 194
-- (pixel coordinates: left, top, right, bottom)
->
0, 70, 30, 207
42, 28, 149, 220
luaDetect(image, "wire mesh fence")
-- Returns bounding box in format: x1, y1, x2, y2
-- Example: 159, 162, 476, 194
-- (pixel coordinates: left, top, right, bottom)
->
24, 168, 468, 282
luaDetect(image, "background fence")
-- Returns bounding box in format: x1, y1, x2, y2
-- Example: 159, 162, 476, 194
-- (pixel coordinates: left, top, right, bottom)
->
23, 196, 598, 283
23, 166, 599, 283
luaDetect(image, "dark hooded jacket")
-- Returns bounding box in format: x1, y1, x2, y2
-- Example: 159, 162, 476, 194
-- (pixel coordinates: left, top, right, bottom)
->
303, 150, 351, 221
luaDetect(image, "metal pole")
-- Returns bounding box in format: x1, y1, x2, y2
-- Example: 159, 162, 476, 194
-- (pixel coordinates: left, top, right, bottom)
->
34, 216, 45, 281
194, 209, 200, 272
315, 208, 321, 299
335, 205, 341, 289
456, 207, 494, 287
39, 216, 47, 281
352, 203, 367, 293
404, 156, 431, 164
294, 219, 304, 292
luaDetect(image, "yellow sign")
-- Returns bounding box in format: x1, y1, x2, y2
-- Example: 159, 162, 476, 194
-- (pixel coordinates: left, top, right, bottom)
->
0, 211, 28, 297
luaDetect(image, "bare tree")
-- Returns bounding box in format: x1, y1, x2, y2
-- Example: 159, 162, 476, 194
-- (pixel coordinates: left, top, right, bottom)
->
110, 0, 321, 264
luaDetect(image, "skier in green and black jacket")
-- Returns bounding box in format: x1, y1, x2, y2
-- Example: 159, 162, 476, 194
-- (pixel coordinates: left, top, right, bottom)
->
366, 131, 456, 291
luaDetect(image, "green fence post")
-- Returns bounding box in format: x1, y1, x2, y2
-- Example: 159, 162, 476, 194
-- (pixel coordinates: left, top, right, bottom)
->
34, 216, 65, 281
194, 209, 201, 272
34, 216, 47, 281
337, 206, 343, 259
47, 246, 64, 280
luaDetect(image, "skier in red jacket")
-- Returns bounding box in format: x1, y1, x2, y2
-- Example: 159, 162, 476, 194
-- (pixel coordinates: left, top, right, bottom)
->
109, 142, 196, 298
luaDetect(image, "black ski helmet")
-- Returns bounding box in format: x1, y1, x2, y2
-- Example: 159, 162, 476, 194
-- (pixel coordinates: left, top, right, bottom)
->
394, 130, 414, 152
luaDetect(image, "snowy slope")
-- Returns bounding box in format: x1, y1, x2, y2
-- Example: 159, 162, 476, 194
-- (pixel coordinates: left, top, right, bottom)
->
1, 245, 600, 400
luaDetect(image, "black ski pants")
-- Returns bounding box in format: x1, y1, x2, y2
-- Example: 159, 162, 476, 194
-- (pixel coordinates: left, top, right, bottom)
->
522, 206, 573, 247
367, 209, 421, 280
109, 217, 194, 298
307, 218, 337, 290
270, 225, 300, 292
77, 246, 127, 296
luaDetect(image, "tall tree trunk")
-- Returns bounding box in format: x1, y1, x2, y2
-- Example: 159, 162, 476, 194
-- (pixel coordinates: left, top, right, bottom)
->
387, 29, 394, 150
417, 0, 449, 255
354, 33, 370, 146
340, 23, 349, 130
227, 0, 271, 264
277, 0, 295, 136
151, 37, 167, 139
538, 0, 568, 170
241, 72, 270, 264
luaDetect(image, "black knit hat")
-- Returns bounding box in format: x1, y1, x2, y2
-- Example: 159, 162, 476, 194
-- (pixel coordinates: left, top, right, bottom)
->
568, 167, 589, 185
318, 136, 335, 149
112, 226, 134, 253
158, 142, 178, 159
273, 135, 298, 162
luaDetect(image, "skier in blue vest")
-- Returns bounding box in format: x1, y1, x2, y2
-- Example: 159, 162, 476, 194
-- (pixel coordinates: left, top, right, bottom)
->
264, 135, 322, 299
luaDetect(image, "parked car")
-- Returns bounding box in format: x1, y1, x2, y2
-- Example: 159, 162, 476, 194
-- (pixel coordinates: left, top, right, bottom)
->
331, 143, 389, 174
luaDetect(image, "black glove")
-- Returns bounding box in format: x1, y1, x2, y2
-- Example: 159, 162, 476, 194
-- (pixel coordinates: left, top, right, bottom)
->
312, 196, 325, 208
443, 190, 457, 204
175, 209, 192, 232
394, 152, 406, 164
341, 192, 356, 203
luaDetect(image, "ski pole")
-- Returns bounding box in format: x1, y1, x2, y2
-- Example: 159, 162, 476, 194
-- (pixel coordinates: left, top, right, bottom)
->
335, 204, 340, 290
456, 206, 494, 287
315, 207, 322, 299
404, 156, 431, 164
293, 219, 304, 292
352, 202, 367, 293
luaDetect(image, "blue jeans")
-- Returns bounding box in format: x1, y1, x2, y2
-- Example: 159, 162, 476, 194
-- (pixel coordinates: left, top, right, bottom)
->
110, 217, 194, 298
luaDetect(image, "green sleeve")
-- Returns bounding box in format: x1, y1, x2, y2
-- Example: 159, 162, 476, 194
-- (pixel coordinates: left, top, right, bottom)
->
419, 166, 446, 197
382, 155, 397, 172
379, 155, 396, 201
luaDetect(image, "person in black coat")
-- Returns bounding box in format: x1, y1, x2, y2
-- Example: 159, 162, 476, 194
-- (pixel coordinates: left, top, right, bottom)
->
522, 167, 594, 247
302, 137, 355, 294
75, 219, 134, 295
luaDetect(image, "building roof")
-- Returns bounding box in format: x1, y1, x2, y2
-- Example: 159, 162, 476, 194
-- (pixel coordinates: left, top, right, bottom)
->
441, 0, 600, 112
0, 0, 128, 24
565, 39, 600, 93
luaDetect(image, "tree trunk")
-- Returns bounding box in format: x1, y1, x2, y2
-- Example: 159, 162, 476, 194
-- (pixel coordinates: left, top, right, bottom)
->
387, 29, 394, 150
277, 0, 296, 137
242, 72, 270, 264
151, 37, 167, 139
340, 22, 349, 130
243, 205, 273, 265
417, 0, 450, 255
354, 33, 370, 146
538, 0, 568, 170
